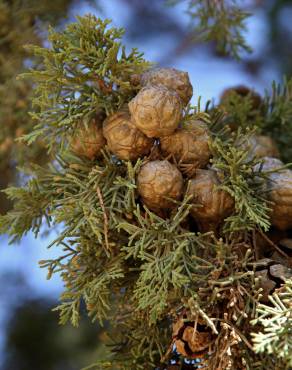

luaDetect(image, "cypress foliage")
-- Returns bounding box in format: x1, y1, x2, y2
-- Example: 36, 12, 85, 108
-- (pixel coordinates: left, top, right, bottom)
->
1, 11, 292, 370
169, 0, 252, 59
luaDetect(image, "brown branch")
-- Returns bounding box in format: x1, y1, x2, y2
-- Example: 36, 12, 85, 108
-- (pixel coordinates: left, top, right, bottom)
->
258, 229, 291, 261
252, 229, 259, 261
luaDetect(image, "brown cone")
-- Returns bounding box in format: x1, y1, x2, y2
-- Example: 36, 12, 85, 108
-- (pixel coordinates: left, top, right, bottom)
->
137, 160, 183, 211
103, 109, 154, 160
172, 316, 213, 359
185, 169, 234, 230
258, 159, 292, 231
220, 85, 262, 110
160, 119, 211, 166
129, 85, 182, 138
70, 116, 106, 160
140, 67, 193, 106
238, 135, 279, 161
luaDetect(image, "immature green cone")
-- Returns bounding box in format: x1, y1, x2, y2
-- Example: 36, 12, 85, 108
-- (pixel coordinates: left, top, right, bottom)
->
70, 116, 106, 160
160, 120, 211, 166
186, 169, 234, 231
137, 160, 183, 211
140, 67, 193, 106
129, 85, 182, 138
103, 109, 154, 160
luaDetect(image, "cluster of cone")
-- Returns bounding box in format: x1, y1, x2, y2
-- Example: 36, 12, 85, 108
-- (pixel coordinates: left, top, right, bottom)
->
70, 67, 292, 234
70, 68, 233, 231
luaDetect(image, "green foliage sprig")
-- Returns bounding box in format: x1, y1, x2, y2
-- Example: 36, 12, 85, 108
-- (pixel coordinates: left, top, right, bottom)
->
21, 15, 151, 152
1, 150, 137, 326
210, 131, 271, 234
170, 0, 252, 59
119, 199, 215, 323
219, 90, 264, 132
217, 77, 292, 163
263, 77, 292, 163
251, 280, 292, 370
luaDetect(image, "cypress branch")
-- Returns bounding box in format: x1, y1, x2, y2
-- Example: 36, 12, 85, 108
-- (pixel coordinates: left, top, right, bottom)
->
20, 15, 151, 152
170, 0, 252, 59
1, 14, 291, 369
